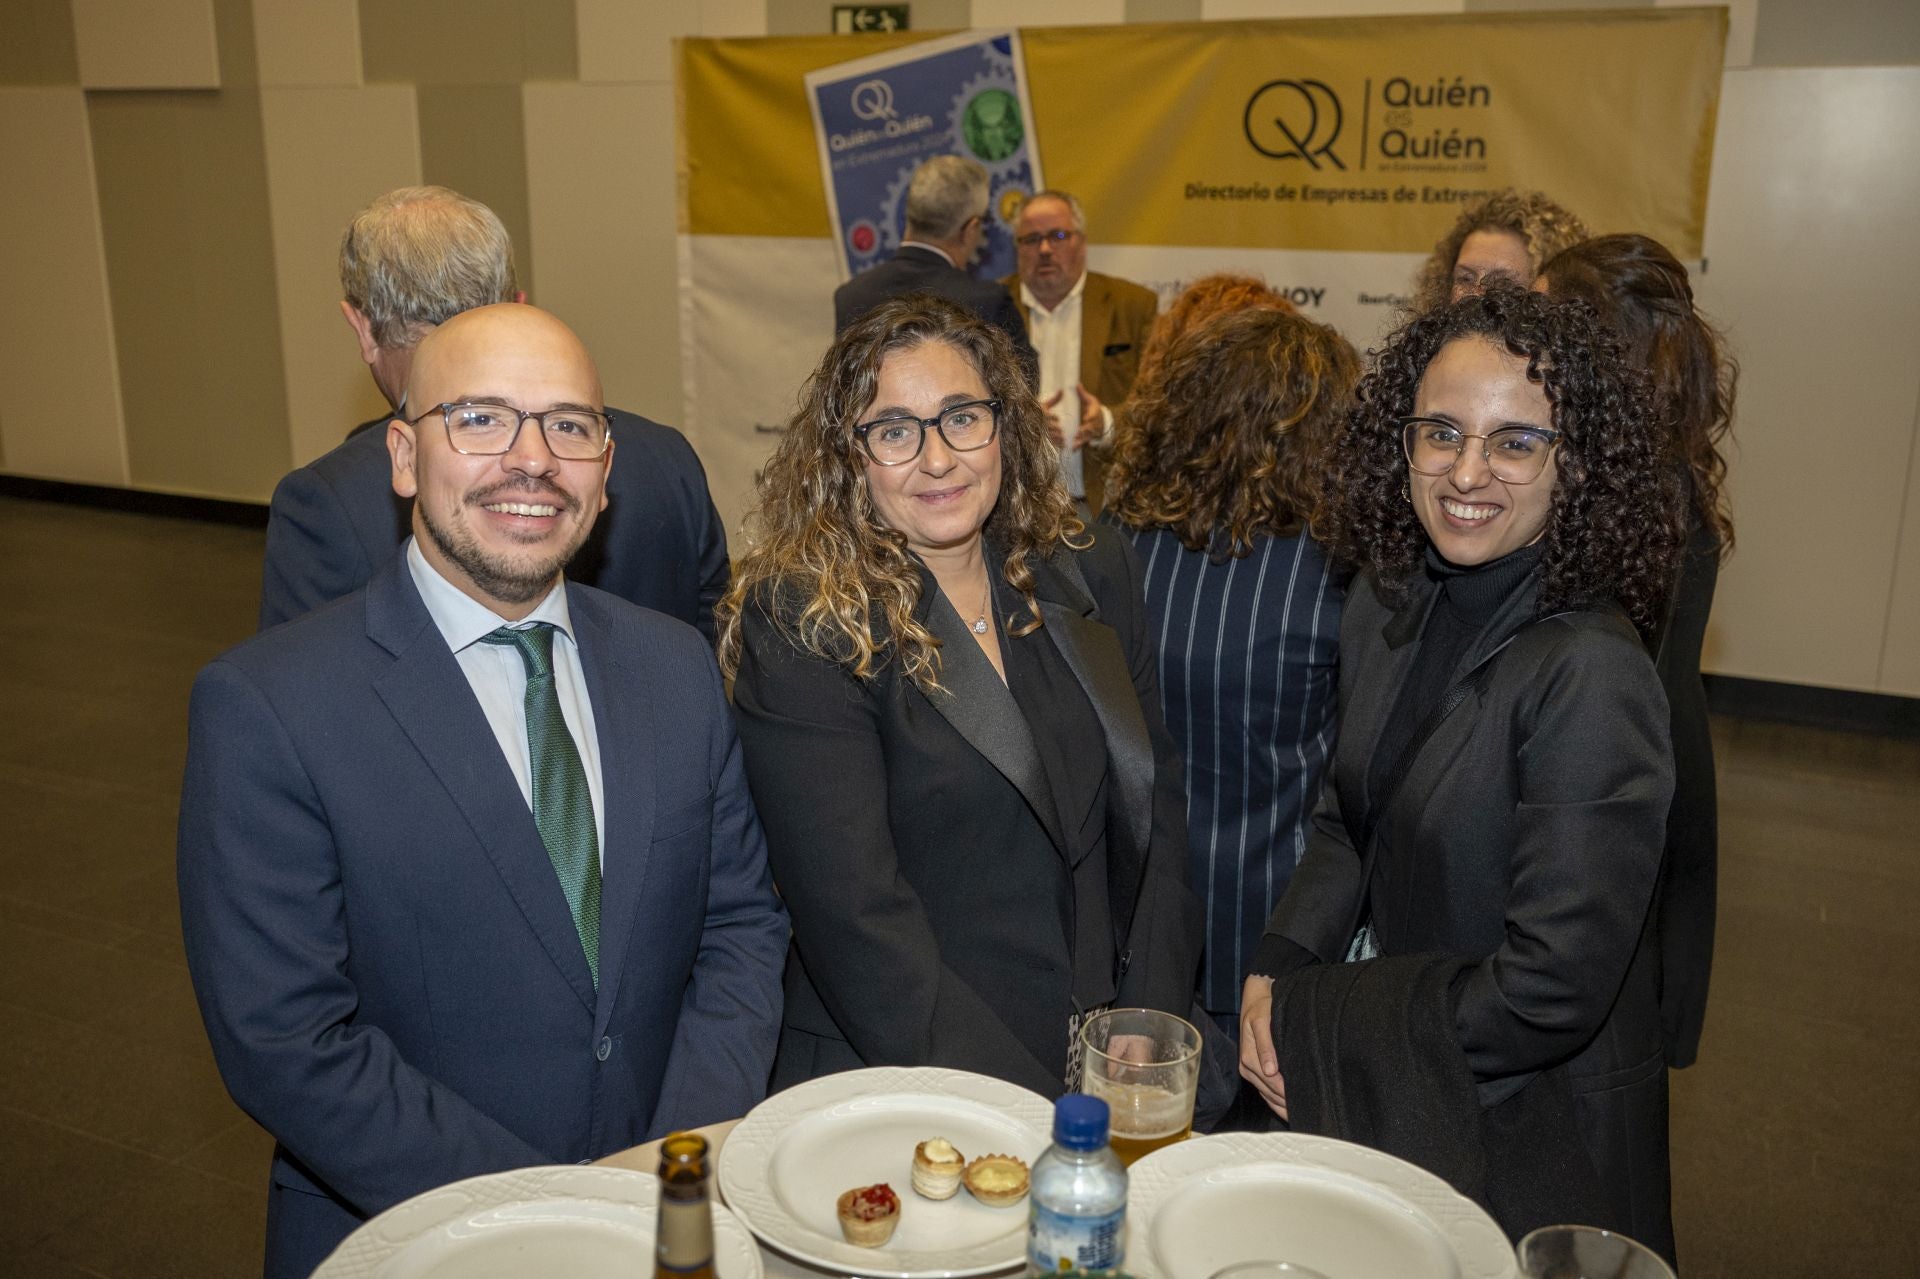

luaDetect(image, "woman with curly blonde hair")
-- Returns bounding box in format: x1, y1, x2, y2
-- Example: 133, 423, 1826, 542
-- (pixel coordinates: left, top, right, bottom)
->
1411, 188, 1589, 311
1103, 306, 1359, 1034
718, 295, 1199, 1097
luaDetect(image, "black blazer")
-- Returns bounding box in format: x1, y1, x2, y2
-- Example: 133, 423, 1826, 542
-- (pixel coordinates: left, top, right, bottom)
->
258, 409, 731, 642
1264, 568, 1676, 1258
1648, 511, 1720, 1068
834, 246, 1037, 372
732, 528, 1198, 1098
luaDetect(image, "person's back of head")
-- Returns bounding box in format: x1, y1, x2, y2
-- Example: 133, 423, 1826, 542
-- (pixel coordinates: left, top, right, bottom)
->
903, 156, 990, 245
1541, 233, 1736, 553
340, 185, 518, 351
1134, 272, 1296, 390
1108, 306, 1359, 561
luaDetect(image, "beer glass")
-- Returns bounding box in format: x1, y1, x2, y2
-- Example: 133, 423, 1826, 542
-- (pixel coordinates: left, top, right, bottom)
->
1077, 1008, 1202, 1166
1516, 1226, 1675, 1279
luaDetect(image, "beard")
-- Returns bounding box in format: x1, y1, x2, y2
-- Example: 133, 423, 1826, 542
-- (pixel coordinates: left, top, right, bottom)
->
420, 476, 588, 607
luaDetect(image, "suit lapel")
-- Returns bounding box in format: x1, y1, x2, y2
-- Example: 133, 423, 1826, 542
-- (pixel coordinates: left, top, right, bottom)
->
919, 583, 1068, 856
1032, 551, 1154, 866
365, 563, 597, 1013
568, 584, 655, 1031
1340, 578, 1435, 825
1079, 275, 1113, 393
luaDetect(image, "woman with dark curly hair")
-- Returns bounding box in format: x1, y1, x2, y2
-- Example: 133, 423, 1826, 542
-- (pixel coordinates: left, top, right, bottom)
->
1238, 286, 1685, 1259
1411, 188, 1590, 311
1541, 233, 1738, 1073
717, 295, 1199, 1097
1103, 306, 1359, 1036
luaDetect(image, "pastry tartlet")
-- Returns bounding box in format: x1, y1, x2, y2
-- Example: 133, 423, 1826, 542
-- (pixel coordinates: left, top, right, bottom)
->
911, 1137, 966, 1200
962, 1154, 1030, 1207
836, 1183, 901, 1247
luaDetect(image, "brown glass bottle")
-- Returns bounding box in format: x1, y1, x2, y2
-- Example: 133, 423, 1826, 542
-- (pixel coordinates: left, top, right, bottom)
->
654, 1132, 717, 1279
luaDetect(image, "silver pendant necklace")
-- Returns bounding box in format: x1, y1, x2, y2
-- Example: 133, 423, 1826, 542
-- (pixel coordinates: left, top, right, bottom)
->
971, 573, 992, 636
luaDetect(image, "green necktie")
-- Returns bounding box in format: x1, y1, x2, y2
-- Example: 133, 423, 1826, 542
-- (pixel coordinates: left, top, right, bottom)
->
481, 623, 601, 986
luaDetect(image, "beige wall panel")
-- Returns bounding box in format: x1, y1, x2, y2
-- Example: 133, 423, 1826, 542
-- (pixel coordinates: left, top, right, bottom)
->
89, 89, 291, 499
252, 0, 362, 87
1200, 0, 1462, 18
0, 90, 127, 486
578, 0, 698, 83
0, 0, 80, 85
523, 82, 684, 425
1128, 0, 1203, 22
1695, 67, 1920, 692
701, 0, 769, 37
1752, 0, 1920, 68
975, 0, 1124, 27
416, 83, 538, 298
73, 0, 221, 89
1879, 407, 1920, 696
360, 0, 577, 84
262, 86, 421, 468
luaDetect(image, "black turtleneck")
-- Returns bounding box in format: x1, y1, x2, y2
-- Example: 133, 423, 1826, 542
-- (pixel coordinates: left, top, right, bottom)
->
1366, 542, 1545, 804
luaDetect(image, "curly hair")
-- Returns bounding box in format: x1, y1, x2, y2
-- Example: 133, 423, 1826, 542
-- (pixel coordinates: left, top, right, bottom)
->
1134, 273, 1294, 390
1319, 285, 1684, 635
1540, 234, 1737, 557
1106, 307, 1359, 561
1411, 189, 1590, 312
716, 296, 1084, 691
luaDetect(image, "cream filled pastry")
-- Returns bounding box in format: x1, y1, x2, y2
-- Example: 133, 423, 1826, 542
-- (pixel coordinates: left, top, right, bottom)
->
911, 1137, 966, 1200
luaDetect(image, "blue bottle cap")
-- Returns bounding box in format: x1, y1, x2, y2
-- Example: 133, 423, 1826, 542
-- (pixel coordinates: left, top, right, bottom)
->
1053, 1093, 1111, 1150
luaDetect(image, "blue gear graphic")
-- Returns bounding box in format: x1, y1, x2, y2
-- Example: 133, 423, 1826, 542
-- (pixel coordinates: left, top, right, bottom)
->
874, 166, 914, 257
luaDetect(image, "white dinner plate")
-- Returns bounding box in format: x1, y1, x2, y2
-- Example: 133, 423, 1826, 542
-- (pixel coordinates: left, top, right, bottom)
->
1126, 1132, 1517, 1279
311, 1164, 764, 1279
718, 1066, 1054, 1278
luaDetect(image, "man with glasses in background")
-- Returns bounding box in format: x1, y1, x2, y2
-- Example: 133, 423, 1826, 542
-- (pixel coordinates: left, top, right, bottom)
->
259, 185, 730, 643
1001, 190, 1158, 514
180, 304, 787, 1279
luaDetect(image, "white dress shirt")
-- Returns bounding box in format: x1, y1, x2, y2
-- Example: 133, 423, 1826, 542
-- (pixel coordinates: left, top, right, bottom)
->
1021, 273, 1112, 499
407, 538, 607, 865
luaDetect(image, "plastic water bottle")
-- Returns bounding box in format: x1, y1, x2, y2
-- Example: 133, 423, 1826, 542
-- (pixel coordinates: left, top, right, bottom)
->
1027, 1093, 1128, 1276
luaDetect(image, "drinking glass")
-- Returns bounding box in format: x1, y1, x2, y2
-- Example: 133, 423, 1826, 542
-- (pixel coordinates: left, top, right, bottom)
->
1077, 1008, 1202, 1166
1515, 1225, 1676, 1279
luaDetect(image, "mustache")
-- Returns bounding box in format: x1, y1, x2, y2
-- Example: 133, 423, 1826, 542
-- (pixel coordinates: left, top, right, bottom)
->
466, 475, 579, 513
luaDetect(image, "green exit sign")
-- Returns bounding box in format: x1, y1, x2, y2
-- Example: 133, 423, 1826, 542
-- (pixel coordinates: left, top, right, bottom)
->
833, 5, 909, 33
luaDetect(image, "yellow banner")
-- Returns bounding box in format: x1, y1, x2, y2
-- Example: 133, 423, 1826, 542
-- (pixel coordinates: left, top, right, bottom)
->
680, 8, 1725, 256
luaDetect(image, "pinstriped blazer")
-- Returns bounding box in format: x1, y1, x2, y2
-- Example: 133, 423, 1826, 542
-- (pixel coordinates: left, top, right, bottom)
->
1112, 521, 1344, 1017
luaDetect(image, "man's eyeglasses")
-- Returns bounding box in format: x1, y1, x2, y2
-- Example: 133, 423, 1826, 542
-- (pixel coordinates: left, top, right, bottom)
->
407, 401, 612, 460
1400, 417, 1559, 484
1015, 229, 1082, 249
854, 399, 1001, 466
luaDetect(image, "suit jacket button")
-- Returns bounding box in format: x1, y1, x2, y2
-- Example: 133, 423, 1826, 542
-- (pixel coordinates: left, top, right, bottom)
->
596, 1036, 612, 1062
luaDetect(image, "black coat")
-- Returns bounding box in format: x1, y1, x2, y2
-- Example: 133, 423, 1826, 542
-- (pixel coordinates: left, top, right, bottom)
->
833, 246, 1037, 374
257, 409, 730, 642
732, 529, 1199, 1098
1649, 512, 1721, 1067
1265, 567, 1676, 1259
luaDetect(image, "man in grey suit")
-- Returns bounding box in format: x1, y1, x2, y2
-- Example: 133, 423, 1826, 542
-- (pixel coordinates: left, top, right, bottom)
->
833, 155, 1035, 373
180, 304, 786, 1278
260, 185, 730, 641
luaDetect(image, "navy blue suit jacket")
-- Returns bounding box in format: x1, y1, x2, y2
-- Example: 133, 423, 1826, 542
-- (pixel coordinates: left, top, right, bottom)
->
834, 246, 1036, 374
258, 408, 730, 642
179, 557, 787, 1277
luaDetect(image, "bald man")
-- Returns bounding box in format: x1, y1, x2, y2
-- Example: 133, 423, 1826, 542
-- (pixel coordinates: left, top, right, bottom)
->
177, 306, 787, 1279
